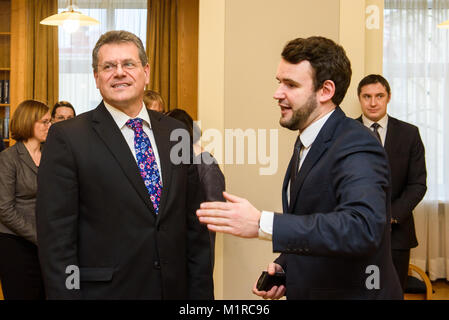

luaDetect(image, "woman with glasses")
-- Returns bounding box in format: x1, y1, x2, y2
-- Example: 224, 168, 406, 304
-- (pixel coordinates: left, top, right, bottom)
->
0, 100, 50, 299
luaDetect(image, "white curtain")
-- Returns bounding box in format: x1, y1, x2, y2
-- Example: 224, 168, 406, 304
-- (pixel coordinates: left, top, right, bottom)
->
384, 0, 449, 280
58, 0, 147, 115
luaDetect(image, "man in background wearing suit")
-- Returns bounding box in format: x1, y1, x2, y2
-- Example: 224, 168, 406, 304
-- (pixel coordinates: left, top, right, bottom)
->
197, 37, 402, 299
36, 30, 213, 299
0, 140, 4, 152
356, 74, 427, 292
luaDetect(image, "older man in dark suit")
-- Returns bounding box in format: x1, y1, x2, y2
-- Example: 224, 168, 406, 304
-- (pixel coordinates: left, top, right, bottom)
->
197, 37, 402, 299
356, 74, 427, 292
36, 30, 213, 299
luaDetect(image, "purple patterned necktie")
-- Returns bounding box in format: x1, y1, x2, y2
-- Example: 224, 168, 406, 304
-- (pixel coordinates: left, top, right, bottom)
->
126, 118, 162, 214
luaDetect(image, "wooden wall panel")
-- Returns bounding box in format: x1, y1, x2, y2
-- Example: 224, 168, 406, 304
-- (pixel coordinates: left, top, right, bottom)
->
0, 0, 11, 33
10, 0, 28, 143
177, 0, 199, 120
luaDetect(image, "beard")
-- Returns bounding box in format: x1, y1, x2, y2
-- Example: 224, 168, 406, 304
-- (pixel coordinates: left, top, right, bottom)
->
279, 94, 318, 131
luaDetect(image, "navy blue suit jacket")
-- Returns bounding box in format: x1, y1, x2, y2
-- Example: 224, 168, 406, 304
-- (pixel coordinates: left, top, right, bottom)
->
273, 107, 402, 299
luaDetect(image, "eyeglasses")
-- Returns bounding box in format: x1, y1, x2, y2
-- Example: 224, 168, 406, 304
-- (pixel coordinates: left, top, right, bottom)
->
97, 60, 142, 73
37, 119, 52, 126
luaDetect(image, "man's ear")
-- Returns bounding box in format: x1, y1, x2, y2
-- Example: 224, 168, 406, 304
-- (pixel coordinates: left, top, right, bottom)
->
318, 80, 336, 103
387, 93, 392, 104
144, 64, 150, 86
94, 70, 99, 89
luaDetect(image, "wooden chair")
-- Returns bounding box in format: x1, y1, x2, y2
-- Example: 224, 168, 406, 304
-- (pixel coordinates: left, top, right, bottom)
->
0, 279, 4, 300
404, 264, 433, 300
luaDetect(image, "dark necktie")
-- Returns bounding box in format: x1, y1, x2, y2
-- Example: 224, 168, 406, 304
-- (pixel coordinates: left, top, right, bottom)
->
289, 136, 303, 201
371, 122, 381, 143
126, 118, 162, 214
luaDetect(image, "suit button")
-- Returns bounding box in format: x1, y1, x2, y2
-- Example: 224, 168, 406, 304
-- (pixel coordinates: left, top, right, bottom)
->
153, 261, 161, 269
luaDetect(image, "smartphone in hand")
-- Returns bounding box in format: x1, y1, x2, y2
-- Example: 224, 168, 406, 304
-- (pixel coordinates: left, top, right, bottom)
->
256, 271, 286, 291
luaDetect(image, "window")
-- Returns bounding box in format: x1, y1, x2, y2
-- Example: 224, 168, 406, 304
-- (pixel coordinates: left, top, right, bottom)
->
383, 0, 449, 201
58, 0, 147, 115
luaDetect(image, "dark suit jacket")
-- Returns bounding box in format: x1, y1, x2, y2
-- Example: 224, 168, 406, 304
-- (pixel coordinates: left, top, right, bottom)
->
0, 139, 5, 152
0, 141, 38, 244
195, 151, 226, 268
356, 116, 427, 250
273, 107, 402, 299
36, 102, 214, 299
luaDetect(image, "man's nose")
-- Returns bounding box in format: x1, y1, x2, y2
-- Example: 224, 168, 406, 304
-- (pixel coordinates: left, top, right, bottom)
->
273, 86, 285, 100
115, 63, 125, 76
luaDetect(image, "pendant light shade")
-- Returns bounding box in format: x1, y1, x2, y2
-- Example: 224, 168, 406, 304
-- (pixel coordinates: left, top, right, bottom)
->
40, 1, 99, 33
40, 10, 99, 26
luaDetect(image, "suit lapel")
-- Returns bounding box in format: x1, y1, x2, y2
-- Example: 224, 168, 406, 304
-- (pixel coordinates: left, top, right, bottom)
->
146, 109, 173, 225
287, 107, 345, 212
282, 159, 292, 213
16, 142, 38, 174
358, 114, 396, 156
384, 116, 397, 158
91, 102, 156, 215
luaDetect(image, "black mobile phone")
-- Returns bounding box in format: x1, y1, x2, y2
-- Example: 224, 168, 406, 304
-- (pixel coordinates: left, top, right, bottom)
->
256, 271, 286, 291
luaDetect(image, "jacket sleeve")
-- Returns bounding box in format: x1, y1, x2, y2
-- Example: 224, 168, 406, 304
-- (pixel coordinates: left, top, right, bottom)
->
186, 153, 214, 299
199, 155, 226, 202
36, 125, 82, 299
0, 151, 37, 244
391, 128, 427, 223
273, 134, 390, 258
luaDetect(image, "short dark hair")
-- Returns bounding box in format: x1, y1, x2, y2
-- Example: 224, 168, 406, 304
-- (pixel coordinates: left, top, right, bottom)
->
51, 100, 76, 118
281, 36, 352, 106
166, 108, 201, 143
10, 100, 49, 141
357, 74, 391, 97
92, 30, 148, 72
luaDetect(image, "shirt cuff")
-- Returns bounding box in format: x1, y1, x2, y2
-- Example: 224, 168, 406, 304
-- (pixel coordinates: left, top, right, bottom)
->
258, 211, 274, 241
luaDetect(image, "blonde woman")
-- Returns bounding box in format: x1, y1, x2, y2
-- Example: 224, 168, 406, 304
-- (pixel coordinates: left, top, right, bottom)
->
143, 89, 166, 113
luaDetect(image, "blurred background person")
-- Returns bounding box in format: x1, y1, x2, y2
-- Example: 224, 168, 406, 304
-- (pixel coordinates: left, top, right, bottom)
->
143, 89, 166, 113
0, 139, 4, 153
51, 100, 76, 123
166, 108, 225, 269
356, 74, 426, 292
0, 100, 50, 300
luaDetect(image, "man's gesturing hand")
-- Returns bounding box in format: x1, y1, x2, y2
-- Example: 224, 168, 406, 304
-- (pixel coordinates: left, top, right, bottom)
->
196, 191, 261, 238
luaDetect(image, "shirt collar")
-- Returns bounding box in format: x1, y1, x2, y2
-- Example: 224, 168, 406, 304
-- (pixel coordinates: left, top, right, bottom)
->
299, 109, 335, 148
104, 101, 152, 129
362, 113, 388, 129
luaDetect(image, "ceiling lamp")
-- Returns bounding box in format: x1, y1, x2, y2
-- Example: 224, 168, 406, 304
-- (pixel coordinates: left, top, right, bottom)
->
437, 19, 449, 29
40, 0, 99, 33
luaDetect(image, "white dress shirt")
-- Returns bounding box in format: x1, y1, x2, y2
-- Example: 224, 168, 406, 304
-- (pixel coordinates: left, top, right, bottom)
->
104, 102, 163, 182
258, 109, 335, 240
361, 113, 388, 146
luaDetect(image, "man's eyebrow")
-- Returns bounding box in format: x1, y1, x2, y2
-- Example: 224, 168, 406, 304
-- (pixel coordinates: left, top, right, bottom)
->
277, 77, 299, 85
101, 58, 135, 64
